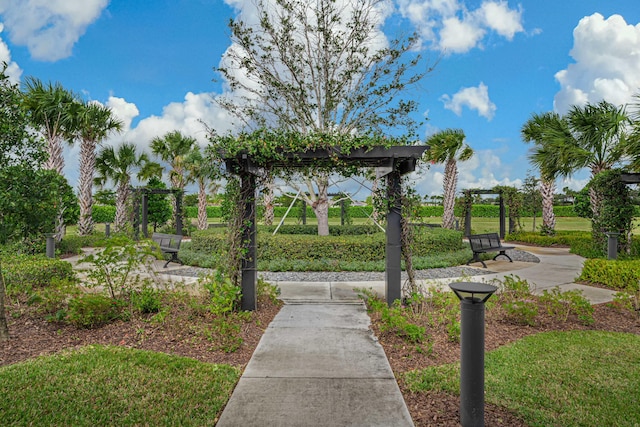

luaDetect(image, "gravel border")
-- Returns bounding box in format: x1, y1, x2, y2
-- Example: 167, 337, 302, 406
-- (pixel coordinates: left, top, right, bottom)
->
165, 249, 538, 282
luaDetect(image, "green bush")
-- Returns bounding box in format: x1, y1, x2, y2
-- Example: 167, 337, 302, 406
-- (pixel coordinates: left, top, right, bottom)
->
539, 287, 594, 326
58, 234, 107, 255
130, 284, 163, 314
67, 294, 123, 328
263, 224, 381, 235
2, 255, 76, 293
92, 204, 116, 224
579, 259, 640, 291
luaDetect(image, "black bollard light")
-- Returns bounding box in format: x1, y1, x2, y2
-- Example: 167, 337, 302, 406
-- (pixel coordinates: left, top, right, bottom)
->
449, 282, 498, 427
605, 232, 619, 260
45, 233, 56, 258
105, 223, 111, 238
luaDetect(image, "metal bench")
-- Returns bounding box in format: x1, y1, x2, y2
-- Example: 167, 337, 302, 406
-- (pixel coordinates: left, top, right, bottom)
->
466, 232, 514, 268
151, 232, 183, 268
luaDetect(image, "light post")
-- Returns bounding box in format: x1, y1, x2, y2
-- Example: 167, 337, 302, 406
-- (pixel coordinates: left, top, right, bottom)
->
449, 281, 498, 427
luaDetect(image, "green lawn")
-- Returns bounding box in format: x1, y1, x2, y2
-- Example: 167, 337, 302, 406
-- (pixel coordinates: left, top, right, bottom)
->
0, 345, 240, 426
402, 330, 640, 427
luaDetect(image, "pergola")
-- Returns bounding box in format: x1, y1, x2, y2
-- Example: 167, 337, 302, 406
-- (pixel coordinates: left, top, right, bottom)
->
223, 146, 428, 310
132, 188, 184, 239
463, 189, 510, 238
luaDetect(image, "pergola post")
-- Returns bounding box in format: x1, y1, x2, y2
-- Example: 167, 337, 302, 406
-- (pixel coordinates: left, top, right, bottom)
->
465, 191, 472, 236
142, 193, 149, 238
499, 195, 505, 239
175, 191, 183, 235
386, 169, 402, 306
240, 171, 257, 311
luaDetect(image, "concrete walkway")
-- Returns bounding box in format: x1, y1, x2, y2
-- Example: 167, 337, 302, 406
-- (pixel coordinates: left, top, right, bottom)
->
216, 302, 414, 427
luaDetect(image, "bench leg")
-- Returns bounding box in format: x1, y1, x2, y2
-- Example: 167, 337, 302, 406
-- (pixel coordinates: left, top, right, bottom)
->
467, 253, 487, 269
493, 251, 513, 263
163, 253, 182, 268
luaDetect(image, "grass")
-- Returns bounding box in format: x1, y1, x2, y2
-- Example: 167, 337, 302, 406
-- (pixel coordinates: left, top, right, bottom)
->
0, 345, 240, 426
402, 330, 640, 427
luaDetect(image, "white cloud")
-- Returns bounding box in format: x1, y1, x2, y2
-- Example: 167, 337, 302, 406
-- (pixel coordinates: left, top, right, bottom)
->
0, 24, 21, 82
411, 149, 521, 197
554, 13, 640, 113
477, 1, 523, 40
441, 82, 496, 120
0, 0, 109, 61
439, 16, 486, 53
396, 0, 525, 53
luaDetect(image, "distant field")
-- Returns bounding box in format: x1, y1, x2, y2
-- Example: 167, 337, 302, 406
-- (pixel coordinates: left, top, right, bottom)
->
74, 215, 640, 235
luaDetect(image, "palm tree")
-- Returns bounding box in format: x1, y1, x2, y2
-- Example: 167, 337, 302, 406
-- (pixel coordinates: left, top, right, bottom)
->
22, 77, 77, 174
425, 129, 474, 229
150, 131, 197, 227
184, 147, 220, 230
94, 143, 151, 232
22, 77, 78, 240
75, 102, 123, 236
554, 101, 630, 218
521, 112, 566, 234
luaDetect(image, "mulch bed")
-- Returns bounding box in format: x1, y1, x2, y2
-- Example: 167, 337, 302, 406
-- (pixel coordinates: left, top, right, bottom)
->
0, 296, 281, 368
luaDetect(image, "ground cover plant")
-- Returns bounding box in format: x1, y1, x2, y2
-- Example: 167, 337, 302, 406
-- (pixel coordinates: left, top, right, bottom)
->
360, 275, 640, 426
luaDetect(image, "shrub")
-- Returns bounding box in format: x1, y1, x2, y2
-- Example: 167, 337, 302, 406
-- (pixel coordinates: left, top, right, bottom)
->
539, 287, 594, 326
58, 234, 107, 255
579, 259, 640, 291
81, 236, 161, 299
66, 294, 123, 328
201, 271, 242, 316
130, 283, 163, 314
92, 204, 116, 224
1, 255, 76, 294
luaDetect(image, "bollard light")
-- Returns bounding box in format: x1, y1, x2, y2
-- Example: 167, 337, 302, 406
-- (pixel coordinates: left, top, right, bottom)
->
449, 281, 497, 427
45, 233, 56, 258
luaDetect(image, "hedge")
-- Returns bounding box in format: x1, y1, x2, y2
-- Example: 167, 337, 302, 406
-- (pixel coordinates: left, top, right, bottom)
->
578, 259, 640, 291
1, 254, 76, 291
188, 226, 465, 262
92, 205, 116, 223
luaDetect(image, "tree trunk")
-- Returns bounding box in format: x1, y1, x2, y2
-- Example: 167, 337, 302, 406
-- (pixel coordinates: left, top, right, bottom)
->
197, 179, 208, 230
78, 139, 97, 236
114, 181, 130, 232
0, 258, 10, 342
442, 159, 457, 229
311, 175, 330, 236
540, 178, 556, 234
263, 179, 275, 226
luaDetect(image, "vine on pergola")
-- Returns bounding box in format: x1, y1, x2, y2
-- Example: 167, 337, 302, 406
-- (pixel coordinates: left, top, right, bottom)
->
207, 129, 426, 293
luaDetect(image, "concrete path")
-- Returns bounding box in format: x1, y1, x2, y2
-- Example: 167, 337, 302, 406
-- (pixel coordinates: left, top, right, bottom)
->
216, 302, 414, 427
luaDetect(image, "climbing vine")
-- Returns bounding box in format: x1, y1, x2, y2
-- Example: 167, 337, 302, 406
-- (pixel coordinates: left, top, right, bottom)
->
493, 185, 523, 233
589, 169, 634, 254
207, 129, 423, 287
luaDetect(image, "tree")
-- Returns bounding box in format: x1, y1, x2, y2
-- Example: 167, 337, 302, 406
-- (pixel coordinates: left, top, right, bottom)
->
563, 101, 630, 218
95, 143, 153, 233
521, 112, 565, 234
184, 146, 220, 230
215, 0, 429, 235
0, 64, 42, 342
74, 101, 123, 236
22, 77, 79, 240
150, 130, 198, 227
424, 129, 473, 229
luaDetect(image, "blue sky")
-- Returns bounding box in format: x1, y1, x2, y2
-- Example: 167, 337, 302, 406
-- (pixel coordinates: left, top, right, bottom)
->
1, 0, 640, 198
